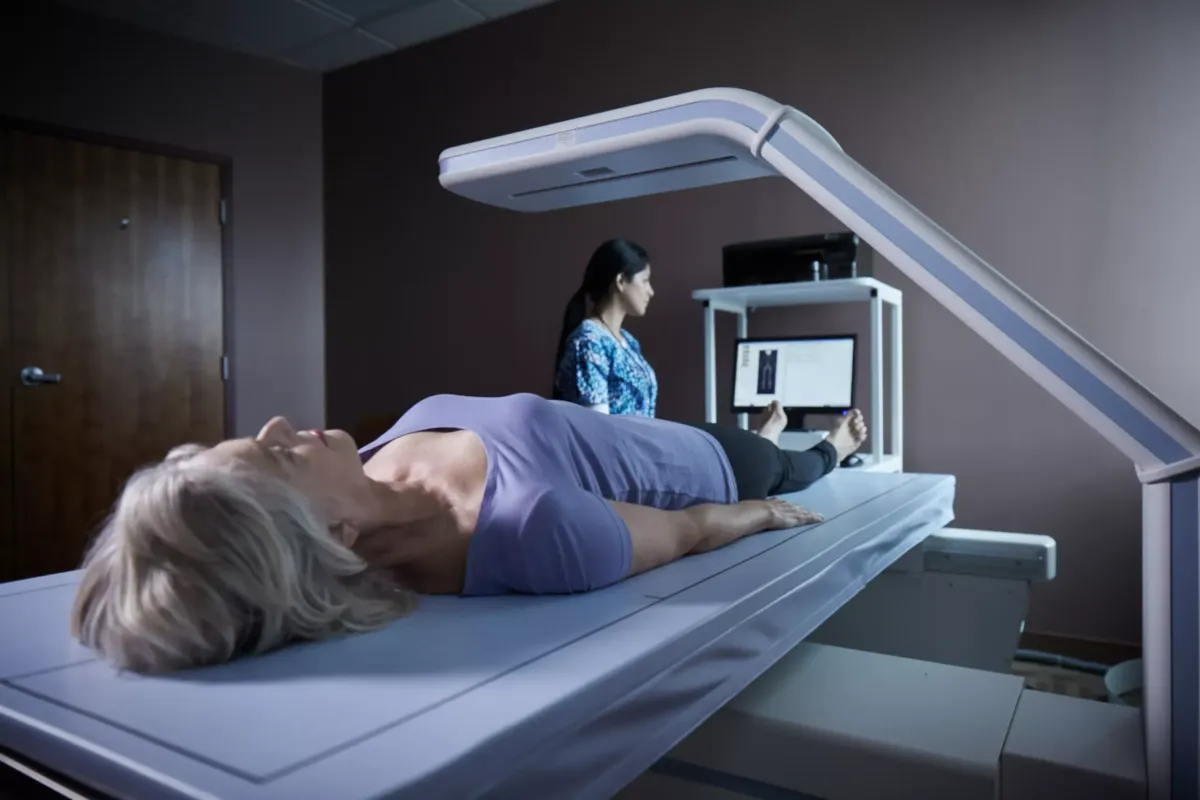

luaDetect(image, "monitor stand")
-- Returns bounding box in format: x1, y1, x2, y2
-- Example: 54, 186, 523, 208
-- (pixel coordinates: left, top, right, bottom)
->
784, 411, 833, 434
784, 411, 811, 432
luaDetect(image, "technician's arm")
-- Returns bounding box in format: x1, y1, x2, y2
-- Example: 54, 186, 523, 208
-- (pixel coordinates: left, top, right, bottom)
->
612, 499, 823, 576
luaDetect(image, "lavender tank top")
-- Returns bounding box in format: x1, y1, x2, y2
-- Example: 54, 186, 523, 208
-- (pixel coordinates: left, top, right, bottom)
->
358, 394, 737, 596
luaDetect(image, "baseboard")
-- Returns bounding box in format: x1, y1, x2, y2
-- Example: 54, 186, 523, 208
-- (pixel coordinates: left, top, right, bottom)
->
1019, 630, 1141, 667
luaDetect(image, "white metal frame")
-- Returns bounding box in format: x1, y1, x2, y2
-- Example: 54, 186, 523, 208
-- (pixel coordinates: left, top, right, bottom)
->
692, 277, 902, 472
439, 87, 1200, 800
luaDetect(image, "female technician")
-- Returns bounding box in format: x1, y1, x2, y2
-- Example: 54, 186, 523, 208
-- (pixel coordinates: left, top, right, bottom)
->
552, 238, 659, 417
551, 238, 792, 436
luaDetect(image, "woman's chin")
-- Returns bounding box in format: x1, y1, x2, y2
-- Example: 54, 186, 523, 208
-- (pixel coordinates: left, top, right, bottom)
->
326, 429, 359, 451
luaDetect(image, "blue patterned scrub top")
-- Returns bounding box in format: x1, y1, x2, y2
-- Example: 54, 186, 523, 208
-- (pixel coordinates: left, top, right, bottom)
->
556, 319, 658, 418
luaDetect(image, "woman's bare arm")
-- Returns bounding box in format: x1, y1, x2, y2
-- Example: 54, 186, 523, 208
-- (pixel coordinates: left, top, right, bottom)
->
611, 499, 824, 577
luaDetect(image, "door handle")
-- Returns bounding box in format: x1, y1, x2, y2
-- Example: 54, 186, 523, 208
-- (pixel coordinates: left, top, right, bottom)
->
20, 367, 62, 386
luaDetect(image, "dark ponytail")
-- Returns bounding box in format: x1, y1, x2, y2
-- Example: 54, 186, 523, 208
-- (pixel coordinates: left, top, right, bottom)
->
552, 287, 590, 399
551, 238, 650, 398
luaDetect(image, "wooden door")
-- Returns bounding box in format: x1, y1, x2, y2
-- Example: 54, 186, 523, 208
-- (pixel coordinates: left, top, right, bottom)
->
0, 128, 226, 582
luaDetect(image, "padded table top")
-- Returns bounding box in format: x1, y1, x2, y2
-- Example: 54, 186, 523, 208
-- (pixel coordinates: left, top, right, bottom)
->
0, 470, 954, 800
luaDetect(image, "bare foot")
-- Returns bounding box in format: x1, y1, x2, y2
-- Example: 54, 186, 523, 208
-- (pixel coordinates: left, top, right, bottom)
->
827, 409, 868, 463
755, 400, 788, 445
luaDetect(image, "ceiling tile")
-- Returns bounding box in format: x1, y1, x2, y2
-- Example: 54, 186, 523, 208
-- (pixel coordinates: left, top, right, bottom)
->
169, 0, 349, 56
458, 0, 557, 20
363, 0, 484, 50
309, 0, 438, 23
56, 0, 563, 72
284, 28, 395, 71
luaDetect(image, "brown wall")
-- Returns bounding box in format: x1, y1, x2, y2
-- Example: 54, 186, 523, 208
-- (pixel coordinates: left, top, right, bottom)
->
1, 1, 325, 436
326, 0, 1200, 645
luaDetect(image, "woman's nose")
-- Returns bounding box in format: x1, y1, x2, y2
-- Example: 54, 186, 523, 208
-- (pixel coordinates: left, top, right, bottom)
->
256, 416, 296, 444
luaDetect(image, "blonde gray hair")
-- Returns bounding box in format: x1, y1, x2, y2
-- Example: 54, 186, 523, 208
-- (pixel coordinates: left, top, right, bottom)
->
70, 444, 415, 673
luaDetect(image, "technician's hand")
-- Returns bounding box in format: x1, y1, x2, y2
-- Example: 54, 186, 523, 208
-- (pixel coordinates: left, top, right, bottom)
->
758, 498, 824, 530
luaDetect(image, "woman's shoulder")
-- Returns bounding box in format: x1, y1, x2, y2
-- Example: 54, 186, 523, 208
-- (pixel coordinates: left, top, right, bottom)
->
465, 480, 630, 596
567, 319, 616, 352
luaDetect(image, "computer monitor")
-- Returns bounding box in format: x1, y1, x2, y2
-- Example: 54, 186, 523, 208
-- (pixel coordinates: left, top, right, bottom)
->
731, 335, 857, 421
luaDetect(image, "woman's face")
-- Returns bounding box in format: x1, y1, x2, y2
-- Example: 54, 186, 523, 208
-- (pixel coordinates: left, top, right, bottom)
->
616, 265, 654, 317
206, 417, 368, 529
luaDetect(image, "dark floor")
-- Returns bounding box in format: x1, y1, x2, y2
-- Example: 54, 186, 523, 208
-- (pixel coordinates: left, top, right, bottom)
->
0, 752, 93, 800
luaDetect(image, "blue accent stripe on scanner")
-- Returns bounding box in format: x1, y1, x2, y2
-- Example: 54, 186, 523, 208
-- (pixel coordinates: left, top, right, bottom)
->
439, 97, 1188, 463
651, 758, 824, 800
765, 127, 1188, 464
1171, 477, 1199, 800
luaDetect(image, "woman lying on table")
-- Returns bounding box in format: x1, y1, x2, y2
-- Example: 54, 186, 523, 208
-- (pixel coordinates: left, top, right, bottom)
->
72, 393, 866, 673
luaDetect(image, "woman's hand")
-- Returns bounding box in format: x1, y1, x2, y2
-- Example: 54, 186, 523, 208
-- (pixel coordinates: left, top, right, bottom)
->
753, 498, 824, 530
614, 497, 828, 571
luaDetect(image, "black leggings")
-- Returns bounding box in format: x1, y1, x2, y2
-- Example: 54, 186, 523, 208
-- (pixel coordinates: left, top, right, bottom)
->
689, 423, 839, 501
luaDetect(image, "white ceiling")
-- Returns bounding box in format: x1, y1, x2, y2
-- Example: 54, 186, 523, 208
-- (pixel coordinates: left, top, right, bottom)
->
56, 0, 562, 72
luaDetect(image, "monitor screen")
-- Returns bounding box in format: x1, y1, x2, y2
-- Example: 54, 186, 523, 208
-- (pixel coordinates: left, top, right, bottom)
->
731, 335, 856, 413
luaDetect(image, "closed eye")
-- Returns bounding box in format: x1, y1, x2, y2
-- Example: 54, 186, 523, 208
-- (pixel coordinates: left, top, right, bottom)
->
260, 443, 297, 467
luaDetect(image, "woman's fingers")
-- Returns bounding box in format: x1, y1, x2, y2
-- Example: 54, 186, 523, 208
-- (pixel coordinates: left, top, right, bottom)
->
766, 499, 824, 527
792, 505, 824, 524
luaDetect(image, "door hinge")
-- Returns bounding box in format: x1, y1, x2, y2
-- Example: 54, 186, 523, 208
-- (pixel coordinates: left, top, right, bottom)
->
221, 355, 230, 381
219, 198, 227, 226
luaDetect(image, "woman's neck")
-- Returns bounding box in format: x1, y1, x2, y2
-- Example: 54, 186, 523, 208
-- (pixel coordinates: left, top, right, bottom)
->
352, 478, 456, 567
591, 301, 626, 339
355, 432, 485, 567
361, 476, 445, 529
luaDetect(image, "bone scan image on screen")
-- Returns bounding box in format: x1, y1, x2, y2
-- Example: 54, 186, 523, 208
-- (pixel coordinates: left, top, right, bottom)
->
732, 336, 855, 412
